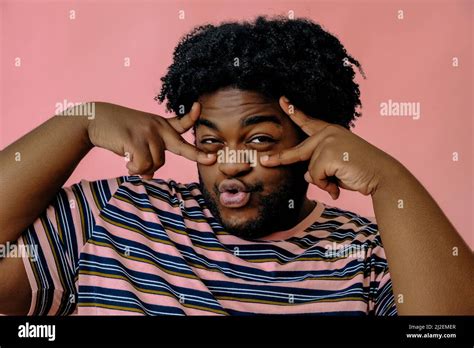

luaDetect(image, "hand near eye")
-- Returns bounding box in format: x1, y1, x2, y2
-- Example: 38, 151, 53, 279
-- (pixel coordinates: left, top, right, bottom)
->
87, 102, 216, 179
260, 97, 401, 200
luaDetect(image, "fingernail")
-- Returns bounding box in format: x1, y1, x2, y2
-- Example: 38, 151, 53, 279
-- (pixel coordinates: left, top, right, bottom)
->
260, 155, 269, 163
282, 96, 289, 103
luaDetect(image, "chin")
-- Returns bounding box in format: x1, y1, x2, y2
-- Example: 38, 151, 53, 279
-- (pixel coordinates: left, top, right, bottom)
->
220, 211, 255, 227
219, 204, 257, 222
219, 211, 269, 239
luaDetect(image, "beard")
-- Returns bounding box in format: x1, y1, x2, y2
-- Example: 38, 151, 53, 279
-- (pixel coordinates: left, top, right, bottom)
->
198, 165, 309, 240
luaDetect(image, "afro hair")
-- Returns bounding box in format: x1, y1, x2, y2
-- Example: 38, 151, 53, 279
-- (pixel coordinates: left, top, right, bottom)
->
156, 15, 365, 129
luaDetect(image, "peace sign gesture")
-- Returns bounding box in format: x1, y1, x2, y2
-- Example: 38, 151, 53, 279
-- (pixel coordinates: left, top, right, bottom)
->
260, 97, 399, 199
88, 102, 216, 180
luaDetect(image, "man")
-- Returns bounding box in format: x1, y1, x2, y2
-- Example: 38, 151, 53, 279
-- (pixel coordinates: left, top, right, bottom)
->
0, 16, 472, 316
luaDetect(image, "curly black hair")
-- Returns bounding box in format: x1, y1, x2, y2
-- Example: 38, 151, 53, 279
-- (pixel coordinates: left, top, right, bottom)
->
156, 15, 365, 129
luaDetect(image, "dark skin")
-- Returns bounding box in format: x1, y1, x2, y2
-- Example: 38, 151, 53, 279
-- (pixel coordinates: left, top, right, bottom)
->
0, 87, 316, 314
1, 87, 473, 315
195, 88, 316, 237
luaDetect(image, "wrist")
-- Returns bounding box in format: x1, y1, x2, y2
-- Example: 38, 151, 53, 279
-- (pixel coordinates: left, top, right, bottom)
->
54, 101, 96, 150
372, 158, 409, 197
82, 101, 104, 150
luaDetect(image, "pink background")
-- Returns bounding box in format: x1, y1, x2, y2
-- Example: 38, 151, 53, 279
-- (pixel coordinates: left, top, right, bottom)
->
1, 0, 472, 249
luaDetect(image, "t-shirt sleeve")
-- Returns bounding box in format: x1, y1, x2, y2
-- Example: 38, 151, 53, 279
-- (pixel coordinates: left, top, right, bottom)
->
17, 177, 125, 315
366, 232, 398, 316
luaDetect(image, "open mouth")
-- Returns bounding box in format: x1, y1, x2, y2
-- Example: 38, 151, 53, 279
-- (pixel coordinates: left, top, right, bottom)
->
218, 179, 252, 208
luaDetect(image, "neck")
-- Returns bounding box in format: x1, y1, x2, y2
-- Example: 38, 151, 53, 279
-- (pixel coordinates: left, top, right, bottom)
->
297, 197, 316, 222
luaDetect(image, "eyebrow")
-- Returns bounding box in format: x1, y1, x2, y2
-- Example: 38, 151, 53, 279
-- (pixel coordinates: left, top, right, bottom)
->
195, 118, 218, 130
195, 114, 282, 131
241, 115, 282, 128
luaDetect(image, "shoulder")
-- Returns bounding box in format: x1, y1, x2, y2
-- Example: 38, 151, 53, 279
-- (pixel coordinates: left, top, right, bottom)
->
316, 203, 381, 246
115, 176, 200, 196
95, 176, 205, 207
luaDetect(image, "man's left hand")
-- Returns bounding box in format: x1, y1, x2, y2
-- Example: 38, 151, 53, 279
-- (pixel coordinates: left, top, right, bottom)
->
260, 96, 402, 200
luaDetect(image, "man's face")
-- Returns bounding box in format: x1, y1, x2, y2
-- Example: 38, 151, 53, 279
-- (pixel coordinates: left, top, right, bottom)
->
195, 87, 310, 239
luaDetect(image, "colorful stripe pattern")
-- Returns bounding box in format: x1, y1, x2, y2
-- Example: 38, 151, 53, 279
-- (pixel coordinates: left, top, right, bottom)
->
19, 176, 397, 316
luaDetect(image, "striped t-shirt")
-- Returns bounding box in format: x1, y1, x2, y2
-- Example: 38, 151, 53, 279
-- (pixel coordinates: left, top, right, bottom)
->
19, 176, 397, 316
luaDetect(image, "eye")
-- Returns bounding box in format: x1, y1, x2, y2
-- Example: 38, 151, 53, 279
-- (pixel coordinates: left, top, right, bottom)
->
200, 138, 222, 145
249, 135, 275, 144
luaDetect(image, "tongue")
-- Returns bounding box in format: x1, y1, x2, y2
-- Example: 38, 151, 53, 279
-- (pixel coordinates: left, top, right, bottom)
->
219, 191, 250, 208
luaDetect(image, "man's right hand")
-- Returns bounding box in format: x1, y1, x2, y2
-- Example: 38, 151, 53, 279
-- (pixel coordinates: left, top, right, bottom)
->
87, 102, 216, 179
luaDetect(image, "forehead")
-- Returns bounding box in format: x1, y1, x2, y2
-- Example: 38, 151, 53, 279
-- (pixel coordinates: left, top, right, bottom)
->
195, 87, 304, 142
198, 88, 282, 117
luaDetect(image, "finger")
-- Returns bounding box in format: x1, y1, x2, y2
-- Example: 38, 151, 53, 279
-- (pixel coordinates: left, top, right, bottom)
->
162, 130, 216, 165
279, 96, 332, 136
260, 133, 322, 167
306, 138, 344, 199
306, 154, 340, 200
125, 143, 155, 175
260, 139, 313, 167
307, 169, 340, 200
167, 102, 201, 134
140, 138, 166, 179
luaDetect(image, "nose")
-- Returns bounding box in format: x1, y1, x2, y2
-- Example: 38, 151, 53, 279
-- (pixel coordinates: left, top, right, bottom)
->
217, 147, 253, 178
219, 162, 252, 178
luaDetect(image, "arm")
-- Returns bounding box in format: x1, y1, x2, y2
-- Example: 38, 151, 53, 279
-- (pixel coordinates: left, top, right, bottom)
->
0, 101, 214, 315
372, 162, 474, 315
262, 96, 474, 314
0, 108, 92, 245
0, 107, 92, 314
